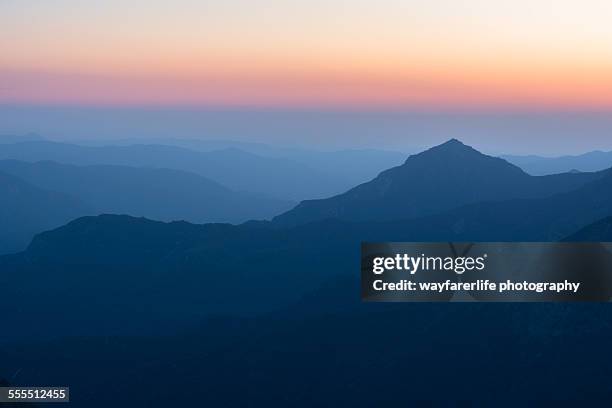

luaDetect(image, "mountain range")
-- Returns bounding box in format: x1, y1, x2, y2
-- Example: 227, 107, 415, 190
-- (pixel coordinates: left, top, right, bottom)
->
0, 160, 292, 224
274, 139, 606, 226
72, 136, 408, 184
0, 160, 293, 255
504, 150, 612, 175
2, 138, 612, 406
0, 141, 354, 201
3, 139, 612, 341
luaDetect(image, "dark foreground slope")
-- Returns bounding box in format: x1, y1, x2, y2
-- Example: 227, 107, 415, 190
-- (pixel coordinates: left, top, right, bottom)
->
2, 216, 612, 406
275, 139, 604, 226
0, 215, 401, 341
0, 160, 292, 224
2, 303, 612, 407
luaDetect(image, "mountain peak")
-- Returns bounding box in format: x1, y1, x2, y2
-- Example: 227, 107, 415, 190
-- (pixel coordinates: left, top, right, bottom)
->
443, 138, 464, 146
275, 138, 547, 226
426, 138, 474, 153
406, 138, 483, 164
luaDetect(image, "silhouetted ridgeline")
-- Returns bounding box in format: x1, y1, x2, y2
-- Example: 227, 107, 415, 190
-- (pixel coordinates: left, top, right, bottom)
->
0, 160, 293, 224
0, 160, 293, 255
0, 141, 349, 201
504, 150, 612, 175
78, 136, 407, 186
274, 139, 605, 226
1, 138, 609, 256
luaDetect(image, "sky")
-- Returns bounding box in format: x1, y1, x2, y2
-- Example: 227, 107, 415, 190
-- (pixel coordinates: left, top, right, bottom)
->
2, 0, 612, 110
1, 1, 612, 153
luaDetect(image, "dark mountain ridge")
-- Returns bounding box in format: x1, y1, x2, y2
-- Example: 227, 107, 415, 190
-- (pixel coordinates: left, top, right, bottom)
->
0, 141, 349, 200
274, 139, 605, 226
73, 137, 408, 186
0, 160, 292, 224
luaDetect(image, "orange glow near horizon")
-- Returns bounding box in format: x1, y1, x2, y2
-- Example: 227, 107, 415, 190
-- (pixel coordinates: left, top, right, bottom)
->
2, 0, 612, 110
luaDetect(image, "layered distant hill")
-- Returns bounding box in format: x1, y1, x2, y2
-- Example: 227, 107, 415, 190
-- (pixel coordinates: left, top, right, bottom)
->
274, 139, 605, 226
0, 171, 89, 254
0, 160, 292, 226
504, 150, 612, 175
0, 141, 351, 201
73, 137, 408, 186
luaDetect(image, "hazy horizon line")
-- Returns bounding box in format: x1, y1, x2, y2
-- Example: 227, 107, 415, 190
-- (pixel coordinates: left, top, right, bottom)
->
2, 104, 612, 156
